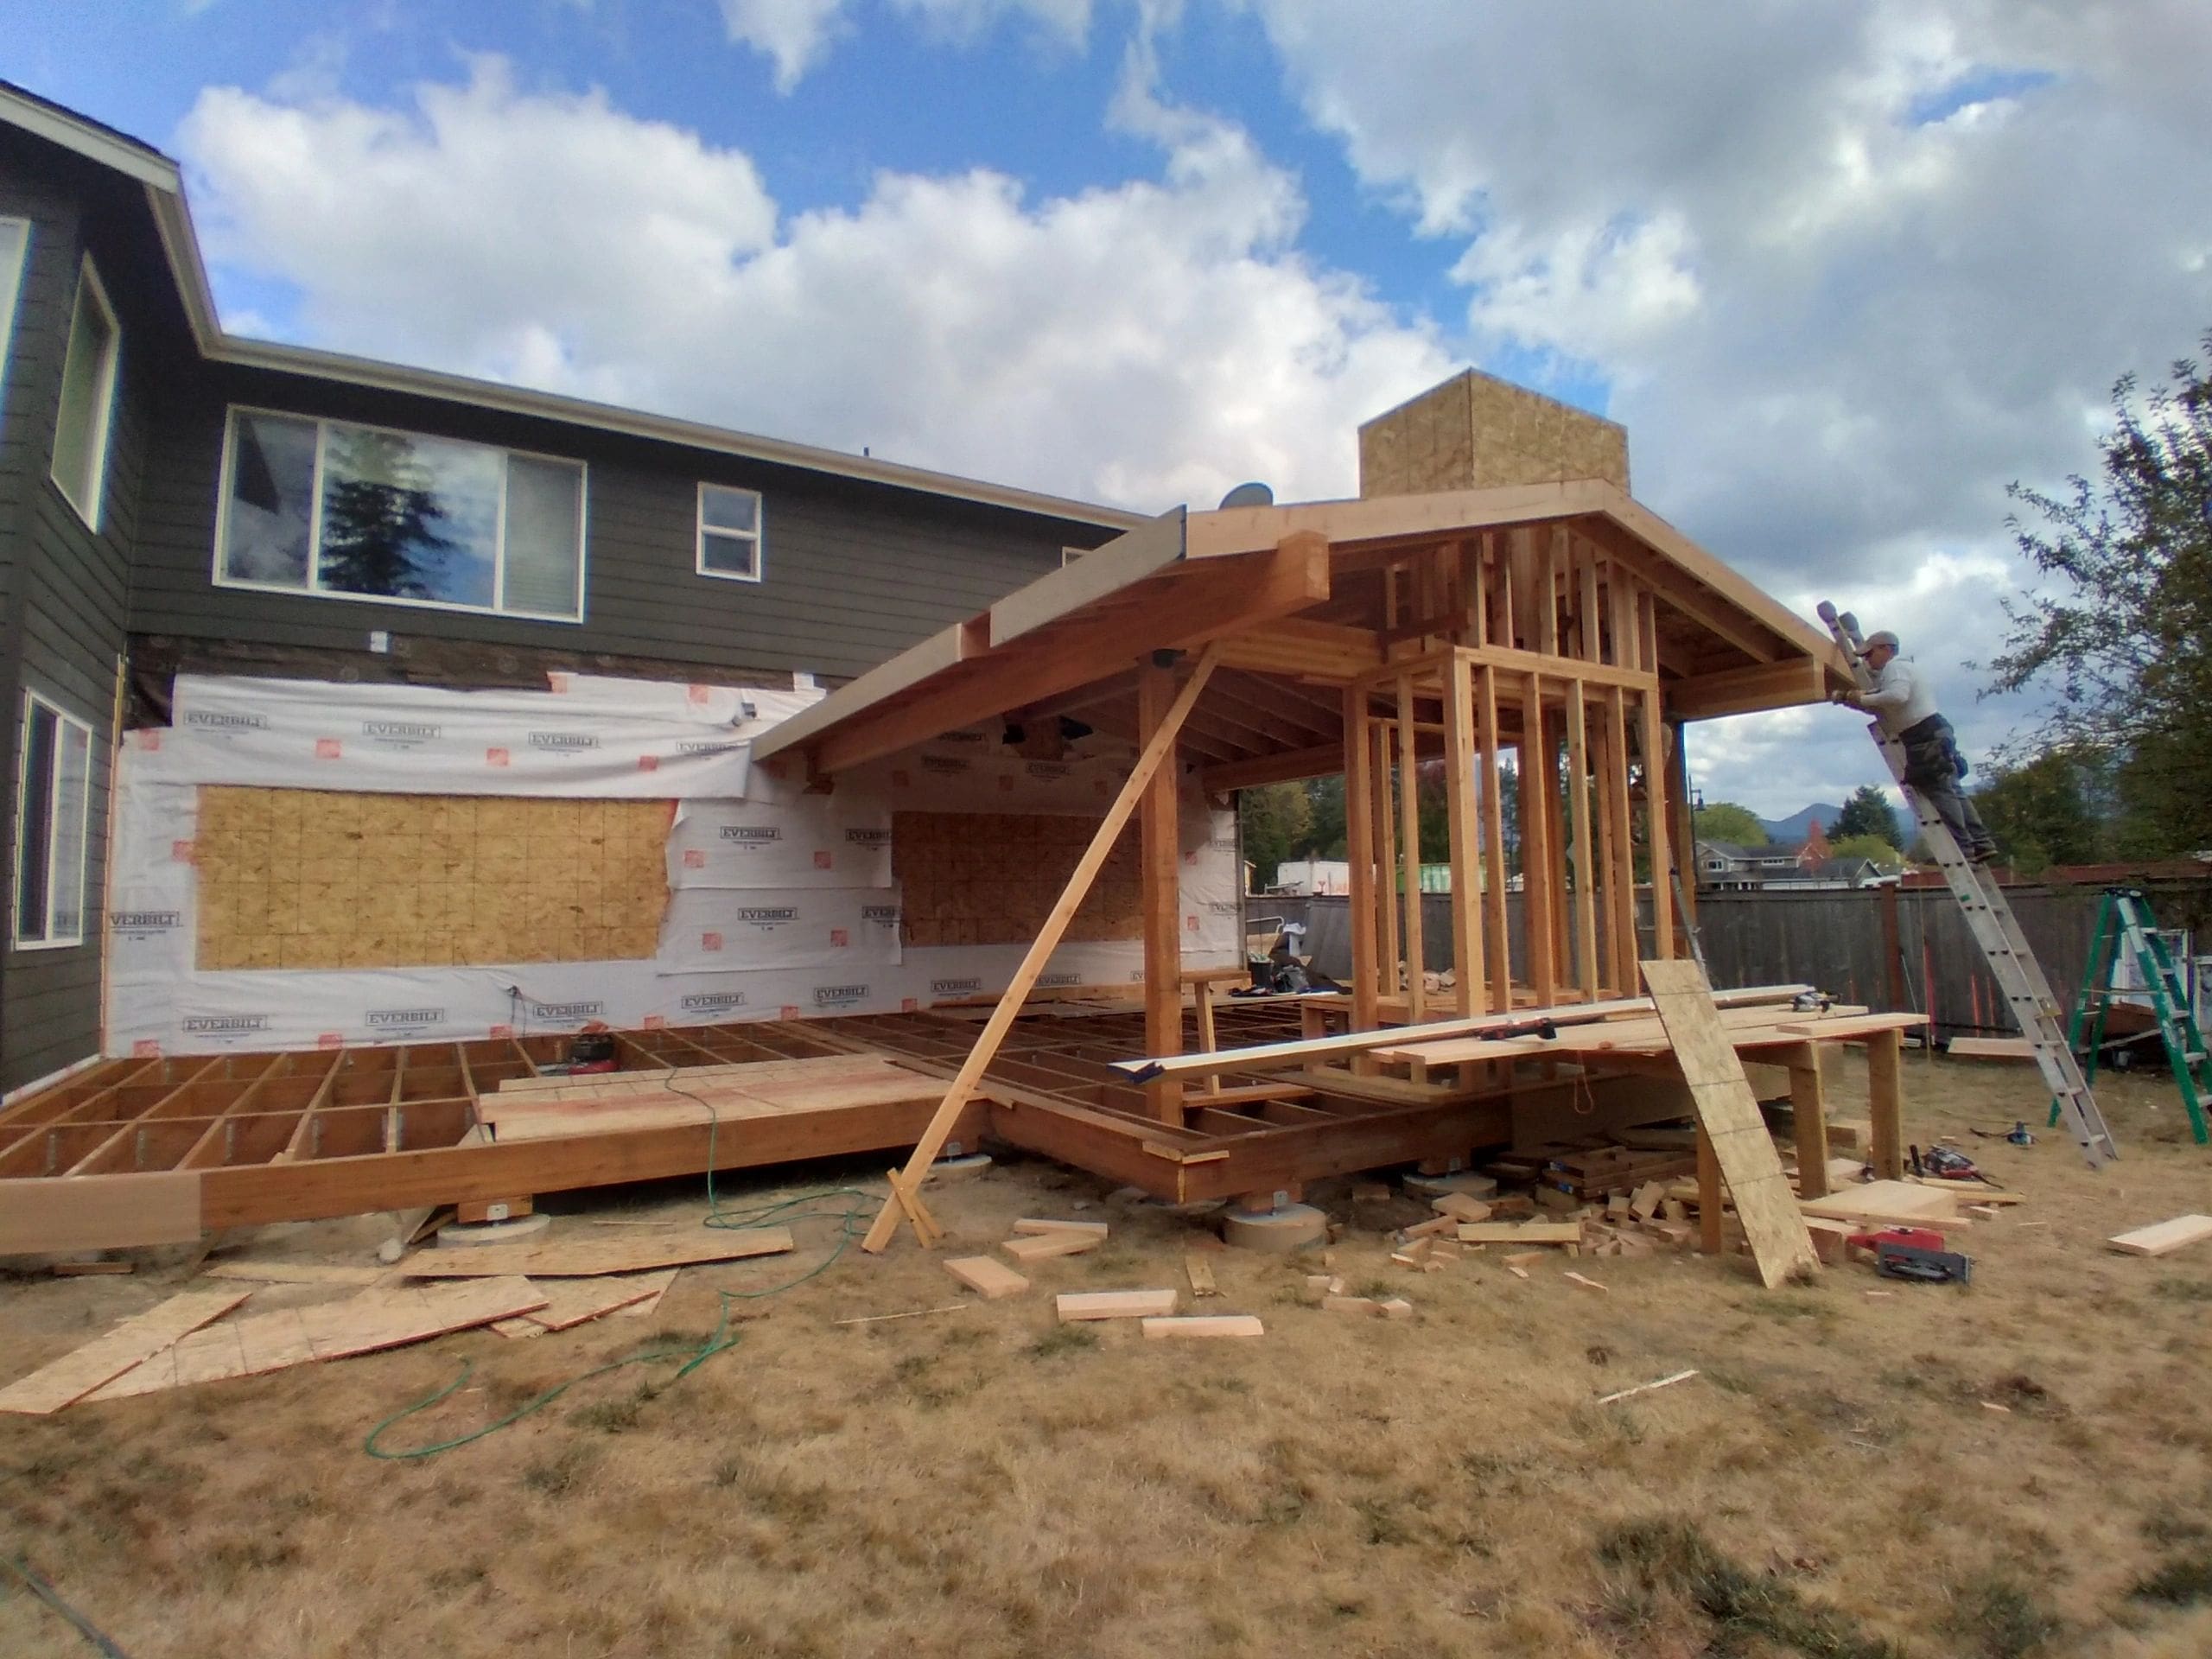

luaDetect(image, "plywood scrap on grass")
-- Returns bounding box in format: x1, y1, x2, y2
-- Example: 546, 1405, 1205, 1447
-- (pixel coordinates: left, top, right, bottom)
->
2109, 1216, 2212, 1258
491, 1270, 679, 1338
1057, 1290, 1178, 1322
0, 1289, 253, 1416
84, 1278, 546, 1402
1185, 1254, 1220, 1298
944, 1256, 1029, 1300
398, 1226, 792, 1279
1640, 959, 1822, 1290
202, 1259, 392, 1287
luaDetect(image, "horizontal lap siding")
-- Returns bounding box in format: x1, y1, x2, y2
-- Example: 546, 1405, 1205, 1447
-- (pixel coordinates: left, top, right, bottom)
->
133, 369, 1108, 681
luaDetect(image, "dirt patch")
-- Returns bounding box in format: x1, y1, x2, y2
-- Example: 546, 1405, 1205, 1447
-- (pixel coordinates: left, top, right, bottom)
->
3, 1053, 2211, 1656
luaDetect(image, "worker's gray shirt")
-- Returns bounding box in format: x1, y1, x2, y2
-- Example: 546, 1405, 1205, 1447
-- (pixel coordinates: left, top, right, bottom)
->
1859, 658, 1939, 736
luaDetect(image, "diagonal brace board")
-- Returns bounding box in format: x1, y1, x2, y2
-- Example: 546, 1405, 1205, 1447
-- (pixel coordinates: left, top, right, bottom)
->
1640, 959, 1821, 1289
862, 641, 1225, 1252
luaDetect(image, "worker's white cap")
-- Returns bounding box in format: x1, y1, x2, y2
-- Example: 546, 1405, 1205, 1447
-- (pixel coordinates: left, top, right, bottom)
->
1864, 630, 1900, 652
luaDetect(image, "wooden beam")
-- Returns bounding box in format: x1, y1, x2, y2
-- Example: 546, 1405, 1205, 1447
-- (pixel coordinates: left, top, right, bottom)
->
1516, 682, 1557, 1003
1477, 664, 1511, 1012
861, 643, 1225, 1252
1139, 658, 1185, 1122
1667, 717, 1698, 936
1641, 686, 1675, 962
1371, 716, 1400, 1014
1395, 674, 1427, 1022
1666, 658, 1827, 721
1343, 685, 1379, 1032
1564, 681, 1599, 1000
1788, 1045, 1830, 1200
1867, 1027, 1904, 1181
1604, 685, 1637, 995
1199, 742, 1343, 794
1442, 653, 1482, 1016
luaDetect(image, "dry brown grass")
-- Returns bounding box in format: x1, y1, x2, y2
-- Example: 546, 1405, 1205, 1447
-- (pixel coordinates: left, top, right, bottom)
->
7, 1052, 2212, 1656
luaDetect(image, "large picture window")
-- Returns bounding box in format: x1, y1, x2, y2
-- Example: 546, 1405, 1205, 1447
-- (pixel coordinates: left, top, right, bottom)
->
696, 482, 763, 582
13, 693, 92, 950
51, 257, 120, 530
216, 410, 587, 621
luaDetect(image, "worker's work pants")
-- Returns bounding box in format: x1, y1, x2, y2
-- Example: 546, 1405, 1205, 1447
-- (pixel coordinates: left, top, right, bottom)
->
1897, 715, 1994, 855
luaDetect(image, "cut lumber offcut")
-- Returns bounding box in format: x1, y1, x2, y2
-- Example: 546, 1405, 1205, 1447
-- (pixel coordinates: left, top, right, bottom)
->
1379, 1298, 1414, 1320
1185, 1254, 1221, 1298
1803, 1217, 1854, 1265
1641, 960, 1822, 1290
1011, 1218, 1110, 1239
1057, 1289, 1179, 1322
1324, 1295, 1382, 1315
832, 1304, 970, 1327
1001, 1230, 1103, 1264
1801, 1180, 1965, 1230
1458, 1221, 1581, 1245
1596, 1369, 1698, 1406
862, 643, 1227, 1254
1433, 1195, 1493, 1224
201, 1259, 391, 1287
1947, 1037, 2036, 1062
1113, 983, 1815, 1083
1504, 1264, 1530, 1280
399, 1227, 792, 1279
86, 1278, 548, 1402
1141, 1315, 1263, 1339
0, 1289, 252, 1416
2109, 1216, 2212, 1258
1563, 1271, 1610, 1293
493, 1270, 678, 1337
944, 1256, 1029, 1300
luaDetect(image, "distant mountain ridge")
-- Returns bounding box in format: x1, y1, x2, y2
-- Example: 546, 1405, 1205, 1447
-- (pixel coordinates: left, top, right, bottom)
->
1758, 802, 1913, 845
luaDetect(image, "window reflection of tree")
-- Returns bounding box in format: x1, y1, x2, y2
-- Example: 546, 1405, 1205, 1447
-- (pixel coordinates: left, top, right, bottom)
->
318, 429, 456, 600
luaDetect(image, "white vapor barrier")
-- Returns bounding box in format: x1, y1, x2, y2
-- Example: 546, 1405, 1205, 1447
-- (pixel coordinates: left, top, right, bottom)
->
124, 673, 825, 799
104, 673, 1243, 1058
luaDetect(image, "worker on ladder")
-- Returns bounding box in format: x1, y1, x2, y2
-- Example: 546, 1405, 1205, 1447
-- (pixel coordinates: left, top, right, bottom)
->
1830, 629, 2000, 862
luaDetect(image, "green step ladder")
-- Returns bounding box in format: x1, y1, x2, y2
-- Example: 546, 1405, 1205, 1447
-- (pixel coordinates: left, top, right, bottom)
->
2061, 887, 2210, 1144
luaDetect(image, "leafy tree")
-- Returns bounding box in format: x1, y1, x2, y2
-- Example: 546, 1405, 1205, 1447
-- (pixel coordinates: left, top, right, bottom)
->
1299, 775, 1346, 861
1237, 782, 1313, 889
317, 429, 456, 599
1693, 802, 1766, 846
1829, 785, 1902, 849
1827, 833, 1906, 873
1989, 334, 2212, 856
1971, 747, 2110, 875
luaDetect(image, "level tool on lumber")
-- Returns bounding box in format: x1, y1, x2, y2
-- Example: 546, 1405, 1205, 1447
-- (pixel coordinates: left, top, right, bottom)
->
2063, 887, 2209, 1144
1818, 601, 2117, 1168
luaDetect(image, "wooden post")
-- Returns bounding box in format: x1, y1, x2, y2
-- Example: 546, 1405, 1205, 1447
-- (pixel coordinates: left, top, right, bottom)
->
1879, 881, 1906, 1011
1477, 664, 1511, 1012
1138, 658, 1185, 1122
1372, 718, 1400, 1010
1867, 1027, 1904, 1180
1518, 677, 1557, 1003
1344, 685, 1378, 1032
1604, 685, 1636, 993
1641, 688, 1674, 962
1191, 979, 1221, 1098
1696, 1124, 1723, 1255
1788, 1043, 1829, 1199
1564, 681, 1599, 1001
1443, 653, 1481, 1016
1666, 717, 1698, 944
861, 645, 1224, 1253
1395, 674, 1427, 1021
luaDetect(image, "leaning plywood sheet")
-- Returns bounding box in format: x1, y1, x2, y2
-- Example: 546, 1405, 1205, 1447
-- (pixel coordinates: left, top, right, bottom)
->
1800, 1180, 1965, 1229
492, 1270, 679, 1338
2108, 1216, 2212, 1258
85, 1278, 546, 1402
1641, 960, 1821, 1289
0, 1288, 252, 1415
398, 1226, 792, 1279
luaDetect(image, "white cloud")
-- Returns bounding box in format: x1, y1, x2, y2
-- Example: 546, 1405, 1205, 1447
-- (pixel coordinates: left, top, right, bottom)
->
178, 57, 1449, 512
1240, 0, 2212, 810
715, 0, 1093, 91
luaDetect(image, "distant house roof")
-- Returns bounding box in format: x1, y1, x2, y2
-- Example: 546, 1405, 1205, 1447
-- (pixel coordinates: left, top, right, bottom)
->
0, 79, 1147, 536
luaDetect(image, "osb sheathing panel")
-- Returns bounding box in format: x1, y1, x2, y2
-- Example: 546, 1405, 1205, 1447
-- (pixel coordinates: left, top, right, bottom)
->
1359, 370, 1630, 497
893, 811, 1141, 948
193, 789, 671, 971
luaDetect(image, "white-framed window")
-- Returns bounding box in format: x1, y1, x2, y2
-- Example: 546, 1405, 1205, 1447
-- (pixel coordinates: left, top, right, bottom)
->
0, 218, 30, 411
213, 407, 588, 622
696, 482, 763, 582
50, 255, 120, 530
13, 692, 94, 950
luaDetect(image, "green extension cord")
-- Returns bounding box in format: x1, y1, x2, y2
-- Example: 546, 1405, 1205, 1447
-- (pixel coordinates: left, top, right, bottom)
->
364, 1077, 879, 1460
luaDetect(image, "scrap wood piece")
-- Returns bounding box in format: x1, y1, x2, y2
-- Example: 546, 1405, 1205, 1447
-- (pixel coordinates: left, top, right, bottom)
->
492, 1270, 679, 1338
1801, 1180, 1965, 1230
1001, 1230, 1102, 1264
1185, 1253, 1220, 1298
202, 1258, 392, 1287
399, 1226, 792, 1280
944, 1256, 1029, 1300
85, 1278, 547, 1402
832, 1303, 971, 1327
1459, 1221, 1580, 1245
0, 1288, 253, 1416
1141, 1315, 1263, 1339
1595, 1369, 1698, 1406
1563, 1271, 1610, 1294
2108, 1215, 2212, 1258
1433, 1194, 1493, 1224
1011, 1218, 1110, 1239
1057, 1289, 1179, 1322
1641, 960, 1822, 1291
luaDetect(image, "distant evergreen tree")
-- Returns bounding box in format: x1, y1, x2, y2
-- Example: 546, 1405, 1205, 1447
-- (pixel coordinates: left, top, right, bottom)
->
1829, 785, 1903, 849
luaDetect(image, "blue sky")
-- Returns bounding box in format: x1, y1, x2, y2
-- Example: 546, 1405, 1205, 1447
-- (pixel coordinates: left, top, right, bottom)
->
4, 0, 2206, 819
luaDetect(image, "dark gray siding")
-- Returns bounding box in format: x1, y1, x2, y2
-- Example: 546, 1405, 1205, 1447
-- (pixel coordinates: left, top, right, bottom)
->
0, 132, 154, 1092
134, 370, 1115, 682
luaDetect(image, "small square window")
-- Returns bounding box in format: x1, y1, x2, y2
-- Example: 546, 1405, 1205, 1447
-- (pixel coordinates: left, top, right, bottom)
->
52, 257, 120, 531
697, 483, 763, 582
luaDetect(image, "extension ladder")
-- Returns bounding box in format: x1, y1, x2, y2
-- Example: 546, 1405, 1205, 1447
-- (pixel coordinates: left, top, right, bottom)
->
2065, 887, 2210, 1144
1817, 602, 2117, 1166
